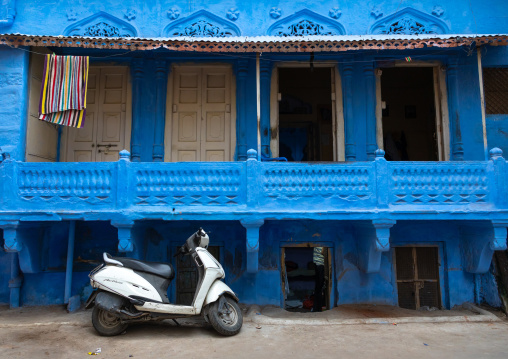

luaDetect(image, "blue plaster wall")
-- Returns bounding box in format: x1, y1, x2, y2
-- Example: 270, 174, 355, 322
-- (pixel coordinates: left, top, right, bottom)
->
0, 229, 9, 304
4, 0, 508, 37
0, 46, 29, 161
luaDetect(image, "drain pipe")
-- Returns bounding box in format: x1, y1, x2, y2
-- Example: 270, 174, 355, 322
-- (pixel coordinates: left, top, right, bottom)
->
64, 221, 76, 304
477, 46, 488, 161
9, 252, 22, 308
256, 52, 261, 160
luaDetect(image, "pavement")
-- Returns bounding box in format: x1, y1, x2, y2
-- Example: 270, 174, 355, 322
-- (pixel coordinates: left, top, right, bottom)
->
0, 304, 506, 358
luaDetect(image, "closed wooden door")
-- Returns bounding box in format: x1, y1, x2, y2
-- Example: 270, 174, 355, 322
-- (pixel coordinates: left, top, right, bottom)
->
171, 67, 231, 162
64, 67, 128, 162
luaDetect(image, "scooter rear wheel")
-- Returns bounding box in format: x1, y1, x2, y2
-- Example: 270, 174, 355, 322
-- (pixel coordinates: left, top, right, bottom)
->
92, 306, 128, 336
208, 296, 243, 336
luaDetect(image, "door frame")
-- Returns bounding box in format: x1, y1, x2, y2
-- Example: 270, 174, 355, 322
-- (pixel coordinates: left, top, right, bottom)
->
164, 63, 237, 162
59, 65, 132, 162
392, 243, 446, 309
375, 61, 450, 161
280, 242, 335, 310
270, 63, 345, 161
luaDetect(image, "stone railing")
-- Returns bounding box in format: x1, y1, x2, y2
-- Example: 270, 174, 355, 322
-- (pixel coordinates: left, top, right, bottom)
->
0, 148, 506, 214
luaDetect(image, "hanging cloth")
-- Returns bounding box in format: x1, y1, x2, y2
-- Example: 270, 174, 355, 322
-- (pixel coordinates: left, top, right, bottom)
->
39, 54, 89, 128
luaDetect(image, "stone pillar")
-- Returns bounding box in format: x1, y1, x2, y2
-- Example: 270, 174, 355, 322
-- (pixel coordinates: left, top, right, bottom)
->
241, 218, 264, 273
153, 60, 169, 162
130, 59, 145, 162
236, 60, 249, 161
364, 62, 377, 160
260, 61, 272, 157
342, 64, 356, 161
446, 58, 464, 161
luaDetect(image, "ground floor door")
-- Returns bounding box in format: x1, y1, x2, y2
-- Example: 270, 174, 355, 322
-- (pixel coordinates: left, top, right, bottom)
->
62, 66, 130, 162
170, 66, 233, 162
395, 246, 441, 310
176, 246, 220, 305
281, 246, 333, 312
380, 66, 446, 161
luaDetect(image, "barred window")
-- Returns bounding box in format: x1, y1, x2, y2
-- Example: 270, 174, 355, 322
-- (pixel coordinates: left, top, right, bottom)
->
484, 68, 508, 114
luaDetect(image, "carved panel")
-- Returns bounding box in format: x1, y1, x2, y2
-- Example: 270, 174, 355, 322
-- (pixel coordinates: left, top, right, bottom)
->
390, 163, 489, 205
163, 10, 241, 37
267, 9, 346, 36
370, 7, 448, 35
135, 165, 243, 206
64, 11, 137, 37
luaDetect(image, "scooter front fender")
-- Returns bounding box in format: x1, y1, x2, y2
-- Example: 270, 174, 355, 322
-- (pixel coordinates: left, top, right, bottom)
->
203, 281, 239, 306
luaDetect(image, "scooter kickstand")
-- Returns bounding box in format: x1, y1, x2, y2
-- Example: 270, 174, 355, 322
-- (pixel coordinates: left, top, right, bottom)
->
172, 319, 180, 326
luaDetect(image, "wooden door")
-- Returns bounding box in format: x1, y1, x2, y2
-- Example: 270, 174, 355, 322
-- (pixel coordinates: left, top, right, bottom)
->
64, 67, 128, 162
395, 246, 441, 310
171, 67, 231, 162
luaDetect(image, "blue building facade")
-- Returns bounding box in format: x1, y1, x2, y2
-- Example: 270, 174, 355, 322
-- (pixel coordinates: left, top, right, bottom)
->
1, 0, 508, 311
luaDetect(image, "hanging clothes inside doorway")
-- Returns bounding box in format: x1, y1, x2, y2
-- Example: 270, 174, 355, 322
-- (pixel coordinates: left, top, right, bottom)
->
39, 54, 89, 128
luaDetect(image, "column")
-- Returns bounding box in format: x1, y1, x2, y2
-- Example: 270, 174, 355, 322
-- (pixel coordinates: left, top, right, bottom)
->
0, 220, 23, 308
130, 59, 145, 162
236, 60, 249, 161
364, 62, 377, 160
446, 58, 464, 161
342, 63, 356, 161
356, 219, 395, 273
153, 60, 169, 162
112, 220, 135, 253
260, 60, 272, 157
241, 218, 264, 273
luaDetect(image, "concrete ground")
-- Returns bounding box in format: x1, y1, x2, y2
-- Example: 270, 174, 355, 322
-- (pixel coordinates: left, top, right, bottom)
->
0, 304, 507, 359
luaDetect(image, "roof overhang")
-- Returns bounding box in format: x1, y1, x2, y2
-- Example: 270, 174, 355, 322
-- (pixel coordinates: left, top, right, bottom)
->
1, 33, 508, 53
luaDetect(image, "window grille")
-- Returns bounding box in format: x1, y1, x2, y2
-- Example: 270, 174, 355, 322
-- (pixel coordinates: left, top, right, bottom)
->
484, 68, 508, 115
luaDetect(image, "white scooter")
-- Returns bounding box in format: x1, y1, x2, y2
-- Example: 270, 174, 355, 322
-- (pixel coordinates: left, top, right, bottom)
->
86, 228, 242, 336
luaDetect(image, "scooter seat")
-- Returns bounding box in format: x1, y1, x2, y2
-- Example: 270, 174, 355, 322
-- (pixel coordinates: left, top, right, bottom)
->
110, 255, 174, 279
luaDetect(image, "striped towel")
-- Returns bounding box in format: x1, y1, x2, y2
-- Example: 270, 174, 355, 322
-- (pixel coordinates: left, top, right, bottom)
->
39, 54, 89, 128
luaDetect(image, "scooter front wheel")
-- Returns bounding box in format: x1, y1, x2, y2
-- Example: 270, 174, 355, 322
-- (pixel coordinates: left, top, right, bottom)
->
92, 306, 128, 336
208, 295, 243, 336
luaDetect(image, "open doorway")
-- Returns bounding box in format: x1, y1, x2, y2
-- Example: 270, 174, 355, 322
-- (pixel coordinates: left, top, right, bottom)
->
380, 67, 440, 161
281, 246, 332, 312
278, 68, 334, 162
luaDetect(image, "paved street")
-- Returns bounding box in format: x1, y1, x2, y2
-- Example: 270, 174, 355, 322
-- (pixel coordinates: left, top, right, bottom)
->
0, 306, 507, 359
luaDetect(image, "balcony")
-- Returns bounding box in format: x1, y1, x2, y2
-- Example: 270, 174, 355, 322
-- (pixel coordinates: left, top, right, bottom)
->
0, 148, 506, 221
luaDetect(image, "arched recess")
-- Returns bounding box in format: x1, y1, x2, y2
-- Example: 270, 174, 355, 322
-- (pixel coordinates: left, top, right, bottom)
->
63, 11, 137, 37
163, 10, 240, 37
267, 9, 346, 36
369, 7, 448, 35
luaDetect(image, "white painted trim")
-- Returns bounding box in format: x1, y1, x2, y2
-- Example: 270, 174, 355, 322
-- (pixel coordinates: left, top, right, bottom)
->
438, 67, 451, 161
477, 47, 488, 160
269, 62, 344, 161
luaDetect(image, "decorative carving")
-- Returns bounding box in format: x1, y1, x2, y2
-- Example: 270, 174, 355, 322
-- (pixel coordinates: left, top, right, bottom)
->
371, 6, 383, 19
329, 7, 342, 19
167, 7, 180, 20
270, 7, 282, 19
66, 9, 78, 21
64, 11, 138, 37
370, 7, 448, 34
267, 9, 346, 36
163, 10, 241, 37
226, 8, 239, 21
390, 163, 489, 205
432, 6, 444, 17
124, 9, 137, 21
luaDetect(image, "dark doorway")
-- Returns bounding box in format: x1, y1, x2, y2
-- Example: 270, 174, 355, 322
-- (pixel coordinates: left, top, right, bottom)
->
176, 246, 220, 305
278, 68, 334, 161
381, 67, 439, 161
281, 246, 332, 312
395, 246, 441, 310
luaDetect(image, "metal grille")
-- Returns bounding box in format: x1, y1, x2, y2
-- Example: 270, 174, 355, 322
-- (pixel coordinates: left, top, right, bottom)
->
397, 282, 416, 310
395, 247, 414, 280
416, 247, 438, 280
484, 68, 508, 114
419, 281, 440, 308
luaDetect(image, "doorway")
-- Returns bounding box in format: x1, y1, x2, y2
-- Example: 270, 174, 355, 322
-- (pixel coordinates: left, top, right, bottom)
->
176, 246, 220, 305
277, 68, 335, 162
281, 246, 332, 312
61, 66, 131, 162
380, 67, 441, 161
395, 246, 441, 310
